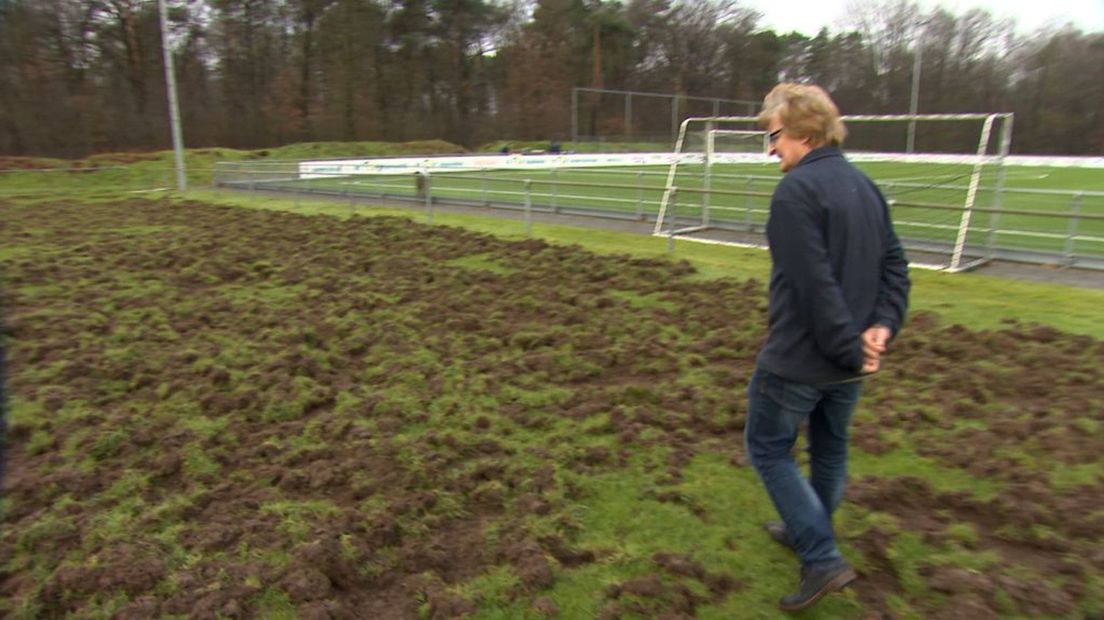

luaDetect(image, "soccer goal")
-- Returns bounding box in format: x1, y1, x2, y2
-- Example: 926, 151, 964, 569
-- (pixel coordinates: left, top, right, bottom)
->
654, 113, 1015, 272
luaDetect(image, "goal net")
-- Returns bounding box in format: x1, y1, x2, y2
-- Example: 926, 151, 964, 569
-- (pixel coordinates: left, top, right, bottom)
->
654, 113, 1015, 272
705, 129, 770, 158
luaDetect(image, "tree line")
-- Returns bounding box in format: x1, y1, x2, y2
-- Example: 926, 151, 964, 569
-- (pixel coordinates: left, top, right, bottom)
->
0, 0, 1101, 158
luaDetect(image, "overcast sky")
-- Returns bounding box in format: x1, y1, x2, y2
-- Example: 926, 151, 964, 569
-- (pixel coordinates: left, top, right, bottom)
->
740, 0, 1104, 36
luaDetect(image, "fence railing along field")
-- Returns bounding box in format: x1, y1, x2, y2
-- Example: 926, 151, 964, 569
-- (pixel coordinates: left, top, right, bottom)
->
211, 159, 1104, 271
0, 160, 1100, 271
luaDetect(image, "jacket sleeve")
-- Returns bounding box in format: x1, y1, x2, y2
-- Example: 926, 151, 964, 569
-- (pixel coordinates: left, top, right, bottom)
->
767, 196, 865, 372
873, 196, 910, 337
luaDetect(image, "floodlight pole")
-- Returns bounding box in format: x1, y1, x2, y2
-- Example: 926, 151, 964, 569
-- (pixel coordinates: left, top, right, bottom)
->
159, 0, 186, 191
907, 30, 923, 153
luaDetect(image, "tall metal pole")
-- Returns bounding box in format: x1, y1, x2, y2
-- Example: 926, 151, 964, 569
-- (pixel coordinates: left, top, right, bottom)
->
907, 35, 922, 154
671, 95, 678, 145
571, 88, 579, 145
624, 93, 631, 142
159, 0, 186, 191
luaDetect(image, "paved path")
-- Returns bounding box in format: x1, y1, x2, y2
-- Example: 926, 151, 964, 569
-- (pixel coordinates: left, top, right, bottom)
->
973, 261, 1104, 290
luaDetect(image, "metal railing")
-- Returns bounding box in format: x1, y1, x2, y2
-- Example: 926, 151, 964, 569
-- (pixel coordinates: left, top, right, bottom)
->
211, 162, 1104, 271
2, 162, 1099, 271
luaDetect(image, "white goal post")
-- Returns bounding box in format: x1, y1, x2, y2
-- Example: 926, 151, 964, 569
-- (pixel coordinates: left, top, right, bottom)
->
707, 129, 770, 157
654, 113, 1015, 273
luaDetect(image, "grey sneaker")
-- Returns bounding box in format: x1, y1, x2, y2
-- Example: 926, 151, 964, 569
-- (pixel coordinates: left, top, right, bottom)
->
779, 561, 858, 612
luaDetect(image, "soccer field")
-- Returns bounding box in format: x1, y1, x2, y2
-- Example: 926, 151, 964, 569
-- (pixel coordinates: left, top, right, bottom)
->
213, 153, 1104, 266
243, 158, 1104, 266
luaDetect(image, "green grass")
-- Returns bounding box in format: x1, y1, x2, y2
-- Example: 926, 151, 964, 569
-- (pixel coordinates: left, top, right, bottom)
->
251, 588, 297, 619
261, 499, 345, 544
850, 446, 1002, 501
522, 452, 867, 619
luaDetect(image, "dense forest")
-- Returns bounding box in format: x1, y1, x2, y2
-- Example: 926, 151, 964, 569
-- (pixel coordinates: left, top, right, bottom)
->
0, 0, 1101, 157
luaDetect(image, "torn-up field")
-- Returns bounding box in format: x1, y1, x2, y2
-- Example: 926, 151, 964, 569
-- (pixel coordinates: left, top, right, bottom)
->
1, 200, 1101, 619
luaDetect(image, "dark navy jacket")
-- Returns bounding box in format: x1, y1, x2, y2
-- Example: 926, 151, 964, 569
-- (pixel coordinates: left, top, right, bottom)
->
757, 146, 910, 384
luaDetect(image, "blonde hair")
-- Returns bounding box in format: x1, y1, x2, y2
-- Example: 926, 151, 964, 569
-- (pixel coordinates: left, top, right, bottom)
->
758, 83, 847, 148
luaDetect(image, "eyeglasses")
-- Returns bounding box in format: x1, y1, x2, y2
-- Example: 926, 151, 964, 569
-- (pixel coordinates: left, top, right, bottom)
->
768, 128, 784, 144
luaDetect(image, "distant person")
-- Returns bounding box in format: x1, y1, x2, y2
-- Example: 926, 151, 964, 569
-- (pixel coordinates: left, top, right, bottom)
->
744, 83, 910, 611
549, 141, 561, 154
414, 171, 428, 202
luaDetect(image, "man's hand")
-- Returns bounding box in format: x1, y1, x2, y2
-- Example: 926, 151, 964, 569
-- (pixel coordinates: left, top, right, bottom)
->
861, 357, 880, 374
861, 325, 892, 374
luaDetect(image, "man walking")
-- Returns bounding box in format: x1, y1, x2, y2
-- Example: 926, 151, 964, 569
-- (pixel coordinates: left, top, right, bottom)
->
745, 83, 910, 611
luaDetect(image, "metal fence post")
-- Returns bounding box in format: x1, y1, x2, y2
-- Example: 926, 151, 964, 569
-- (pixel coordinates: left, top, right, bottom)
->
667, 188, 678, 253
702, 119, 713, 228
551, 169, 559, 213
571, 88, 579, 144
744, 178, 754, 231
424, 171, 433, 224
625, 93, 632, 143
984, 192, 1003, 261
1062, 193, 1083, 267
635, 171, 644, 221
670, 95, 679, 145
523, 179, 533, 236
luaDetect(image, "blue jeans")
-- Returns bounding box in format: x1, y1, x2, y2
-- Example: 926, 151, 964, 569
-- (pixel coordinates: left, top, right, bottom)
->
745, 367, 862, 567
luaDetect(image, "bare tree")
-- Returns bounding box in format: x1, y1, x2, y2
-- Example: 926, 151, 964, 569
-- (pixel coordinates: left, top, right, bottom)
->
1010, 27, 1104, 154
316, 0, 386, 140
0, 0, 1101, 156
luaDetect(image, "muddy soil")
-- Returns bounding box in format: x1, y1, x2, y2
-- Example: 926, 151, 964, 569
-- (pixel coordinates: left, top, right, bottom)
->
0, 200, 1100, 618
